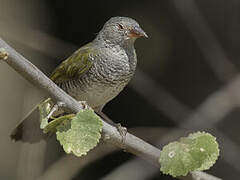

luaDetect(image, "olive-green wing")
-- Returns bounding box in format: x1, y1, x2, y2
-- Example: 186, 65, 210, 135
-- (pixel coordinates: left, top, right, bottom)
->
50, 43, 95, 84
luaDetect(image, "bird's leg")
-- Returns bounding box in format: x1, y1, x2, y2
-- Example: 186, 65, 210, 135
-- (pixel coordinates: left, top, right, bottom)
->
78, 101, 90, 110
49, 101, 89, 119
117, 123, 127, 143
96, 111, 115, 126
96, 111, 127, 143
47, 101, 65, 119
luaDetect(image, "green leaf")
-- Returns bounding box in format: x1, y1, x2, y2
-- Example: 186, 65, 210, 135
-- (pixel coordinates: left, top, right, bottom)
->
181, 132, 220, 171
56, 109, 103, 157
159, 142, 197, 177
43, 114, 75, 133
159, 132, 219, 177
38, 98, 53, 129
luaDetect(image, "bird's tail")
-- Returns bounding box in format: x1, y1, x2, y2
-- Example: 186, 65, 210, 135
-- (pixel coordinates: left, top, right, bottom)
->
10, 104, 47, 143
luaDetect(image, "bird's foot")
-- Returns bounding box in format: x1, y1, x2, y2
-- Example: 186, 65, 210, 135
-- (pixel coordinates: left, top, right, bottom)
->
117, 123, 127, 144
78, 101, 90, 110
47, 101, 65, 119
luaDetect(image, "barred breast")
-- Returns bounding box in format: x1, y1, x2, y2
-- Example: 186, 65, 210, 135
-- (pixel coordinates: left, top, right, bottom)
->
58, 45, 137, 111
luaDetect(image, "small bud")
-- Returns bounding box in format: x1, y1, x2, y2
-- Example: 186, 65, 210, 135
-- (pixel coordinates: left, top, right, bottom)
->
0, 48, 8, 60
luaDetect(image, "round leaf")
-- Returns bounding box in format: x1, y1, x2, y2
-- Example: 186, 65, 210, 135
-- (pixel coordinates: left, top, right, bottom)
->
56, 109, 103, 157
159, 132, 219, 177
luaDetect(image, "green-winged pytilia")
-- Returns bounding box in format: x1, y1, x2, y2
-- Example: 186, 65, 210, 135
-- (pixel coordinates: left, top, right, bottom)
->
10, 16, 148, 143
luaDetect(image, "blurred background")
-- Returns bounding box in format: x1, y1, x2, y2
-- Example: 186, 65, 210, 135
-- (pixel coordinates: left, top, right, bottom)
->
0, 0, 240, 179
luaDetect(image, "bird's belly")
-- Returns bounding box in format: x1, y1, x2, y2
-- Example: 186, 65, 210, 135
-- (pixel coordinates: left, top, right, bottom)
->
69, 82, 127, 109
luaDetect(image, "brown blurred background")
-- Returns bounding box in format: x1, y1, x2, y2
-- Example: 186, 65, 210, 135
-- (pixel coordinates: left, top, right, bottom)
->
1, 0, 240, 179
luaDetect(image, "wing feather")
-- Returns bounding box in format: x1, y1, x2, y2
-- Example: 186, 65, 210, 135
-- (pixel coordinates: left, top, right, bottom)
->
50, 43, 95, 84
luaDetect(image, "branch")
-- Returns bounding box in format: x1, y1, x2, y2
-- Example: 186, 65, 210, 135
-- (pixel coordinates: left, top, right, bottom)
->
0, 38, 221, 180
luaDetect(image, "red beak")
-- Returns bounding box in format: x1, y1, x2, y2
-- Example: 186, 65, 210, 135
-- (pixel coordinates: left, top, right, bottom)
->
128, 26, 148, 38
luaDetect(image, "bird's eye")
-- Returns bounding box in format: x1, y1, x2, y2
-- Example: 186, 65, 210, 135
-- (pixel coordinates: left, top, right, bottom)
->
117, 23, 124, 30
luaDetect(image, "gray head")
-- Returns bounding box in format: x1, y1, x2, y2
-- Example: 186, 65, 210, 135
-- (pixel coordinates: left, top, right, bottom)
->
95, 17, 147, 46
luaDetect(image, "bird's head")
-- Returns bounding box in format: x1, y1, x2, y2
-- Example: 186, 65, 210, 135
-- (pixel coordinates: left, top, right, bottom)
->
96, 17, 148, 46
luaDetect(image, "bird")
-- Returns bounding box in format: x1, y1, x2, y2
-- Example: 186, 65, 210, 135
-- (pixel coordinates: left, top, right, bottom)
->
10, 16, 148, 143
